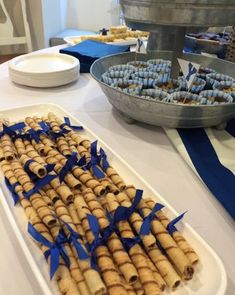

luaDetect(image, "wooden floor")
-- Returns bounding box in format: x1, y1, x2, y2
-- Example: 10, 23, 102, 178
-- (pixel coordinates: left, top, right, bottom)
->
0, 54, 22, 64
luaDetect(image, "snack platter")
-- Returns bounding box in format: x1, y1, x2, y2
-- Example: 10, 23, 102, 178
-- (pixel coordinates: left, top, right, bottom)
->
0, 103, 227, 295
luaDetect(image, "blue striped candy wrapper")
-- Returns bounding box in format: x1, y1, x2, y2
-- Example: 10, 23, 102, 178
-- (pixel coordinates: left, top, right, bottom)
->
111, 79, 143, 95
180, 77, 206, 93
141, 89, 170, 101
154, 77, 182, 94
101, 73, 126, 86
127, 61, 150, 70
147, 59, 171, 67
213, 81, 235, 101
206, 72, 234, 87
131, 71, 159, 89
199, 90, 234, 105
169, 91, 206, 105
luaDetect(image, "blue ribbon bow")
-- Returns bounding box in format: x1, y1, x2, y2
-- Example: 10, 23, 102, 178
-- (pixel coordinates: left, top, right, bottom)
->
59, 152, 78, 182
4, 177, 20, 205
99, 148, 110, 171
61, 221, 89, 260
24, 174, 57, 199
28, 223, 70, 279
87, 214, 104, 270
167, 211, 187, 235
113, 189, 143, 224
139, 203, 165, 235
60, 117, 83, 131
86, 141, 105, 179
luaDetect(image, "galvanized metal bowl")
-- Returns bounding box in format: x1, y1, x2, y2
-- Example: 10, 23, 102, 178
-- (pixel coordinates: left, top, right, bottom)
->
90, 52, 235, 128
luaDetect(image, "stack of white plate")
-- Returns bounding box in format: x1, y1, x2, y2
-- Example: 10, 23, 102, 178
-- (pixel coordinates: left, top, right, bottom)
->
8, 53, 80, 88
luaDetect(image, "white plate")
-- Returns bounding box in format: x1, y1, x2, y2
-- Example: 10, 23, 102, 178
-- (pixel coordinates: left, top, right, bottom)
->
8, 53, 80, 88
64, 35, 148, 46
0, 103, 227, 295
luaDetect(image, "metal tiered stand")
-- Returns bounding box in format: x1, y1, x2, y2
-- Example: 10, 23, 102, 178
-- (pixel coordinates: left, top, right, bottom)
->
91, 0, 235, 128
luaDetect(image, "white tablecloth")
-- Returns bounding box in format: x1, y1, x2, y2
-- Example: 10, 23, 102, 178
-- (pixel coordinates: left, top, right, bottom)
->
0, 46, 234, 295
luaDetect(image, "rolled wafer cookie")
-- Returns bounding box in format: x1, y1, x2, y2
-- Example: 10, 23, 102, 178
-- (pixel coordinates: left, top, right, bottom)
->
46, 155, 82, 190
25, 144, 46, 165
81, 187, 139, 285
0, 145, 5, 161
145, 198, 199, 265
20, 154, 47, 178
10, 160, 57, 228
125, 186, 194, 280
44, 148, 106, 197
1, 162, 80, 295
0, 134, 16, 161
132, 281, 144, 295
105, 193, 162, 295
105, 166, 126, 191
14, 138, 26, 156
116, 192, 156, 250
77, 207, 128, 295
26, 117, 55, 148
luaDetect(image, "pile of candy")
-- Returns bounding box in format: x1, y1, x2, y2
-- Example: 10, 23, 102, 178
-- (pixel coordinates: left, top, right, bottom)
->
101, 59, 235, 105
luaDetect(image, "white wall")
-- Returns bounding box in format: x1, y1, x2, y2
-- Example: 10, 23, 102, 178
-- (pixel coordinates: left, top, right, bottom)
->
0, 0, 66, 54
66, 0, 120, 32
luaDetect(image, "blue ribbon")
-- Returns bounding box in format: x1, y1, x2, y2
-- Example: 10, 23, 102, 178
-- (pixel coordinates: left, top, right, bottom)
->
1, 124, 16, 138
61, 117, 83, 131
139, 203, 165, 235
61, 221, 89, 260
86, 141, 105, 179
113, 189, 143, 224
4, 177, 20, 205
38, 121, 50, 134
28, 129, 41, 143
45, 164, 55, 173
87, 214, 104, 270
77, 155, 87, 169
28, 223, 70, 279
99, 148, 110, 171
9, 122, 26, 132
24, 159, 35, 177
121, 236, 141, 251
167, 211, 187, 235
59, 152, 78, 182
14, 132, 31, 142
24, 174, 57, 199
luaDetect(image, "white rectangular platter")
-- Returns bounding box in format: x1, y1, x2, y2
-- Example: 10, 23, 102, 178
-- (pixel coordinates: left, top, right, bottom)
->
0, 103, 227, 295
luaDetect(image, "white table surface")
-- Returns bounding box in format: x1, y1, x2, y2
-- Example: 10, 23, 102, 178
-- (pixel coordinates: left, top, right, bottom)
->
0, 46, 234, 295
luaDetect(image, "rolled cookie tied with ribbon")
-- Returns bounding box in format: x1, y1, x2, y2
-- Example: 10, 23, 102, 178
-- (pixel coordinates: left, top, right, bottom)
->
196, 66, 216, 80
141, 89, 170, 102
206, 72, 234, 87
127, 60, 150, 70
131, 71, 159, 89
154, 77, 181, 94
199, 90, 233, 105
180, 77, 206, 94
169, 91, 206, 105
213, 80, 235, 101
111, 79, 143, 95
147, 59, 171, 67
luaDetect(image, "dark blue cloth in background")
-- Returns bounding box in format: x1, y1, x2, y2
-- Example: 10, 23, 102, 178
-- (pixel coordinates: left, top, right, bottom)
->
60, 40, 130, 73
178, 124, 235, 219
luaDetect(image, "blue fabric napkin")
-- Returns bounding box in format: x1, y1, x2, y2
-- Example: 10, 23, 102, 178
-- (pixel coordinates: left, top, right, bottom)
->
176, 119, 235, 219
60, 40, 130, 73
